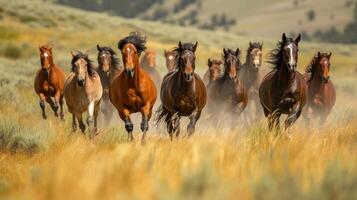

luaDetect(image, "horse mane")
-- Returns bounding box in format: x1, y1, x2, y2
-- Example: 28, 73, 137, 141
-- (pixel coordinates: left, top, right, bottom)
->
71, 51, 96, 77
173, 42, 196, 69
305, 52, 330, 82
246, 42, 262, 62
97, 46, 120, 69
267, 37, 295, 70
208, 58, 222, 67
118, 32, 147, 54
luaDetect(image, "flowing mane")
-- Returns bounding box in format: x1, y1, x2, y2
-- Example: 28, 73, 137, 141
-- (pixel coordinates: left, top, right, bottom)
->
118, 32, 147, 54
71, 51, 96, 77
97, 46, 120, 69
267, 37, 295, 70
172, 42, 196, 69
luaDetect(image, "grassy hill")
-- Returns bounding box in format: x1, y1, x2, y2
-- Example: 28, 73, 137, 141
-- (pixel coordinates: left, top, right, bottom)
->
0, 0, 357, 199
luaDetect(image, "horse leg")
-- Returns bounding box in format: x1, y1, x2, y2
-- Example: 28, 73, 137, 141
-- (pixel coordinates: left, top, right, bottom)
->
187, 109, 201, 136
92, 102, 101, 138
75, 112, 85, 133
39, 93, 47, 119
284, 102, 302, 129
119, 109, 134, 141
72, 113, 77, 132
53, 90, 61, 116
140, 103, 152, 144
172, 113, 180, 138
59, 95, 65, 121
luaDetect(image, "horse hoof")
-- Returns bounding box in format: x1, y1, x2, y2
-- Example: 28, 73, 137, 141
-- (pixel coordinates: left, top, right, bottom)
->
42, 114, 47, 120
140, 122, 149, 132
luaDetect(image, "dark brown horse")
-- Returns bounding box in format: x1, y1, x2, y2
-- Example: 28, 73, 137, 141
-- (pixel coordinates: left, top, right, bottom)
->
259, 33, 307, 130
34, 45, 66, 120
140, 49, 162, 89
156, 41, 207, 139
239, 42, 263, 121
304, 52, 336, 124
164, 49, 176, 73
109, 32, 157, 143
203, 58, 223, 86
96, 45, 122, 124
207, 48, 248, 127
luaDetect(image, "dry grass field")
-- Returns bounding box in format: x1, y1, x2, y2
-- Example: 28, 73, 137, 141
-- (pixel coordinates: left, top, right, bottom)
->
0, 0, 357, 199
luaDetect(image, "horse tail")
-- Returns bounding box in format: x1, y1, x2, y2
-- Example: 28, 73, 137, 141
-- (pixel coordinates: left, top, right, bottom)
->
155, 104, 171, 127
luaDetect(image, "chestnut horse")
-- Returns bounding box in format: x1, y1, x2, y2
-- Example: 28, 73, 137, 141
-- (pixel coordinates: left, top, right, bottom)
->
259, 33, 307, 130
34, 45, 65, 120
96, 45, 122, 124
203, 58, 223, 86
110, 32, 157, 143
239, 42, 263, 121
156, 41, 207, 139
207, 48, 248, 128
64, 51, 103, 136
140, 49, 162, 89
164, 50, 176, 73
304, 52, 336, 124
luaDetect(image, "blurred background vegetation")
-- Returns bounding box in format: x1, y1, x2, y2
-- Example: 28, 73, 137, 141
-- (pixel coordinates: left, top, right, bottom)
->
55, 0, 357, 44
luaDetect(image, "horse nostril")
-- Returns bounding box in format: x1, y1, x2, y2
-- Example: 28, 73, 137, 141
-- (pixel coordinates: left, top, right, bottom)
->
77, 79, 85, 86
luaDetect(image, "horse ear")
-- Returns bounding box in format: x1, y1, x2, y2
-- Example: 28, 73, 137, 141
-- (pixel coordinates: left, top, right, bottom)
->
282, 33, 287, 42
261, 42, 263, 49
223, 48, 227, 56
295, 33, 301, 43
193, 41, 198, 52
249, 42, 252, 47
208, 58, 212, 66
97, 44, 101, 51
164, 50, 167, 56
235, 48, 240, 57
178, 41, 182, 50
70, 51, 76, 57
317, 51, 321, 57
328, 52, 332, 59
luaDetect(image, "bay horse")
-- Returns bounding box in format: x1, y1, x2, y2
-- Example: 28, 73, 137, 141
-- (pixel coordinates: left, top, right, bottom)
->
207, 48, 248, 128
64, 51, 103, 137
156, 41, 207, 139
34, 45, 66, 120
304, 52, 336, 124
259, 33, 307, 130
96, 45, 122, 124
140, 49, 162, 89
239, 42, 263, 121
109, 32, 157, 143
203, 58, 223, 86
164, 49, 176, 73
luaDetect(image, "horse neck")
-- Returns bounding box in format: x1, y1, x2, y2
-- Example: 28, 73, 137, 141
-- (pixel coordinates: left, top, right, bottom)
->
177, 70, 195, 91
310, 68, 324, 89
277, 64, 294, 86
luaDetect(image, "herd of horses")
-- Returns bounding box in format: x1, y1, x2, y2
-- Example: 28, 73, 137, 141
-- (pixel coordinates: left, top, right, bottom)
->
34, 32, 336, 142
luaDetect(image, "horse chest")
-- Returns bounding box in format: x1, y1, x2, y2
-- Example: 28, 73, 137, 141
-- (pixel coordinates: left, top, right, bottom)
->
42, 81, 56, 95
124, 89, 143, 109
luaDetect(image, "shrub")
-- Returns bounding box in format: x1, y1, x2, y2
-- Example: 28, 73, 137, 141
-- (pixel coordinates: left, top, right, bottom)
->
3, 44, 21, 59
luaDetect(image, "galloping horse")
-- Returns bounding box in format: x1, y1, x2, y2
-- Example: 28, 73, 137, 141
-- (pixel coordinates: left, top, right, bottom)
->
259, 33, 307, 130
203, 58, 223, 86
34, 45, 66, 120
156, 41, 207, 139
96, 45, 122, 124
207, 48, 248, 127
140, 49, 162, 89
239, 42, 263, 120
110, 32, 157, 143
304, 52, 336, 124
64, 51, 103, 136
164, 50, 176, 73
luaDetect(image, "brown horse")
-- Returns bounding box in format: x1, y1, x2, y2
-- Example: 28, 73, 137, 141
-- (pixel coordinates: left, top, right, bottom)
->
239, 42, 263, 121
110, 32, 157, 143
34, 45, 66, 120
203, 58, 223, 86
140, 49, 162, 89
259, 33, 307, 130
207, 48, 248, 128
164, 49, 176, 73
304, 52, 336, 124
156, 41, 207, 139
64, 51, 103, 136
96, 45, 122, 124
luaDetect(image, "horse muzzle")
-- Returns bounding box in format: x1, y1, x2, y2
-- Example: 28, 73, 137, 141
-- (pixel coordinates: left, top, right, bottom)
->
287, 64, 296, 73
184, 72, 193, 82
77, 79, 85, 87
125, 68, 135, 78
322, 76, 330, 83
